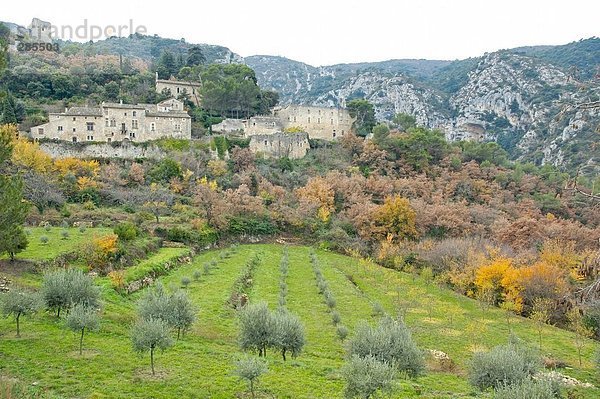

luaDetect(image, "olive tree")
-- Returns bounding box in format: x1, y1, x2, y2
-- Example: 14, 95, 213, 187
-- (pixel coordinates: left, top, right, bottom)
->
65, 304, 100, 355
493, 378, 557, 399
131, 318, 173, 375
469, 340, 540, 390
348, 316, 424, 377
168, 290, 196, 340
238, 302, 276, 357
41, 269, 100, 317
1, 290, 42, 337
342, 355, 395, 399
138, 285, 196, 339
234, 355, 268, 399
138, 283, 171, 322
273, 308, 305, 361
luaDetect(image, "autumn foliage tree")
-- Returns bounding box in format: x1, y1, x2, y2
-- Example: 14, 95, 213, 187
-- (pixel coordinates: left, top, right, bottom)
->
372, 195, 418, 243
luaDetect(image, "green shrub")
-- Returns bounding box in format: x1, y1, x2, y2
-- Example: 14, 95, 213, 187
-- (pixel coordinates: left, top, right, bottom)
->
227, 216, 277, 236
193, 270, 202, 281
60, 230, 70, 240
113, 222, 139, 241
40, 235, 49, 245
469, 341, 540, 390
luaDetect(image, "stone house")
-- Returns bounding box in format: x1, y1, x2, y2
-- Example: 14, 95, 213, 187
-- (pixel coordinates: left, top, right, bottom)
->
29, 98, 191, 143
249, 132, 309, 159
274, 105, 354, 140
155, 73, 202, 106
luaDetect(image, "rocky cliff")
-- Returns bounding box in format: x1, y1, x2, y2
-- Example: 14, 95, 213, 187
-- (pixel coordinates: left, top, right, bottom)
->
246, 38, 600, 171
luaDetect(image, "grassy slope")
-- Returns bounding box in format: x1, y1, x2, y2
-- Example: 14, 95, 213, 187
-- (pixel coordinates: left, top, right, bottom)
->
0, 227, 113, 261
0, 244, 598, 398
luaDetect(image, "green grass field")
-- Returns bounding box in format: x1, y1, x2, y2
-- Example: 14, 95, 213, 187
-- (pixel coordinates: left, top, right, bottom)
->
0, 244, 598, 398
0, 227, 113, 261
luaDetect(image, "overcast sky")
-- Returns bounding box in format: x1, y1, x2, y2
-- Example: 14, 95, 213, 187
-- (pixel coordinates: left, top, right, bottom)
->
4, 0, 599, 66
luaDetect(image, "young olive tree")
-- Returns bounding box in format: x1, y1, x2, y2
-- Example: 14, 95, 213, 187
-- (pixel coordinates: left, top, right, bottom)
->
41, 269, 100, 317
342, 355, 395, 399
273, 308, 305, 361
348, 316, 424, 377
234, 355, 268, 399
138, 283, 171, 323
238, 302, 276, 357
65, 303, 100, 355
168, 290, 196, 340
131, 318, 173, 375
469, 340, 540, 390
0, 290, 42, 337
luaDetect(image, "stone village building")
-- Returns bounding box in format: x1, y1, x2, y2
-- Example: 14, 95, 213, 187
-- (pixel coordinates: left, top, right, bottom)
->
212, 105, 354, 141
249, 132, 309, 160
29, 98, 191, 143
155, 73, 202, 106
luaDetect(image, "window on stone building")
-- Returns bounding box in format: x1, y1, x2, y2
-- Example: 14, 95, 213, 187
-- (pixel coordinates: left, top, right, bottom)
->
264, 140, 268, 146
331, 119, 334, 124
86, 122, 94, 131
132, 120, 138, 129
133, 111, 137, 117
72, 117, 76, 121
72, 128, 76, 132
110, 119, 116, 127
293, 116, 296, 122
318, 118, 321, 124
87, 135, 94, 141
121, 123, 126, 132
38, 128, 44, 135
57, 126, 63, 131
130, 132, 136, 138
72, 137, 77, 143
308, 117, 311, 123
333, 131, 336, 138
341, 130, 345, 136
108, 138, 112, 143
151, 123, 155, 132
105, 118, 109, 127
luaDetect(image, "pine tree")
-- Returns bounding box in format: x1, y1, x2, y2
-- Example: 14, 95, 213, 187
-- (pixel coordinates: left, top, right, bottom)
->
0, 125, 30, 260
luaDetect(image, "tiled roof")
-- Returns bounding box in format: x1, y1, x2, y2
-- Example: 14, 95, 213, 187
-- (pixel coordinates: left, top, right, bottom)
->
63, 107, 102, 116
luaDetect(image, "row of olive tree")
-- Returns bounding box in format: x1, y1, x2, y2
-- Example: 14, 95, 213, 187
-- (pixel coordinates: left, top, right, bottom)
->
1, 269, 101, 355
310, 251, 348, 341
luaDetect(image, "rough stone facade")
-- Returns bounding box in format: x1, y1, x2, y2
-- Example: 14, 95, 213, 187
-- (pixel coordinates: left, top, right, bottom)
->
29, 99, 191, 143
273, 105, 354, 140
155, 73, 202, 106
212, 118, 245, 134
39, 141, 166, 160
213, 105, 353, 141
249, 132, 309, 159
244, 116, 283, 136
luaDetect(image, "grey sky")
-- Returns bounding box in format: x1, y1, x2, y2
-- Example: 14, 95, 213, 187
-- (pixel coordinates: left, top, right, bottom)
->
4, 0, 599, 66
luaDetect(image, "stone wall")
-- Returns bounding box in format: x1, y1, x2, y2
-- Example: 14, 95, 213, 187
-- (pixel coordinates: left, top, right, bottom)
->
39, 141, 166, 160
249, 132, 309, 159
